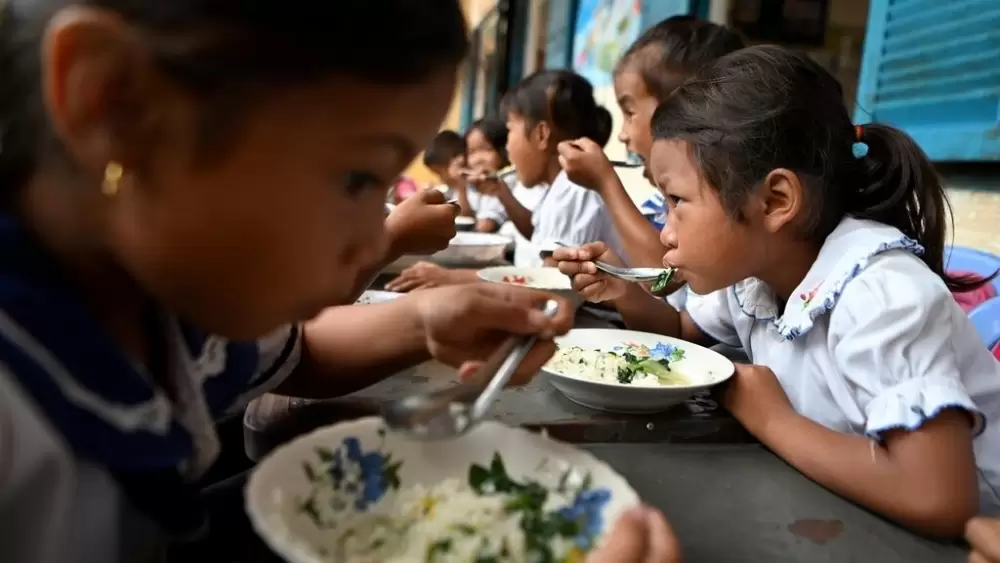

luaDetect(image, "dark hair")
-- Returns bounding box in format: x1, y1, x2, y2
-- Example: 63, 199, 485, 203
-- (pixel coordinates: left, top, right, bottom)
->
423, 130, 467, 167
500, 70, 613, 148
616, 16, 745, 102
466, 116, 510, 165
651, 45, 991, 292
0, 0, 468, 202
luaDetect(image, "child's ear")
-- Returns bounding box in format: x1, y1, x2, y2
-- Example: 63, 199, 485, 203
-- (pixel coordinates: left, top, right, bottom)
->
531, 121, 552, 151
758, 168, 802, 234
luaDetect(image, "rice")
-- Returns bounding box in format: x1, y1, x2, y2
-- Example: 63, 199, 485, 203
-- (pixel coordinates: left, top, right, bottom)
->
545, 346, 688, 386
330, 479, 581, 562
299, 452, 606, 563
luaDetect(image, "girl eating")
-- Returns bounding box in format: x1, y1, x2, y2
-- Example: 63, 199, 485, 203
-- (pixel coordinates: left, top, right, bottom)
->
387, 115, 553, 292
556, 45, 1000, 537
0, 1, 685, 561
557, 16, 744, 270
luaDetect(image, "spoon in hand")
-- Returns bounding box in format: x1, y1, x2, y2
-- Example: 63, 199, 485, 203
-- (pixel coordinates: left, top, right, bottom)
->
552, 242, 675, 290
382, 299, 561, 440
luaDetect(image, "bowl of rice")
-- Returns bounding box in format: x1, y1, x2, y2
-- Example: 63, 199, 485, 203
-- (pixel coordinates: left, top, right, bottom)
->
541, 329, 735, 413
476, 266, 579, 303
384, 232, 511, 273
246, 417, 639, 563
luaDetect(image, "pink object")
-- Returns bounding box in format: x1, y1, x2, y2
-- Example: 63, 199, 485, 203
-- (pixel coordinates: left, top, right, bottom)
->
993, 344, 1000, 362
950, 270, 998, 313
393, 177, 419, 201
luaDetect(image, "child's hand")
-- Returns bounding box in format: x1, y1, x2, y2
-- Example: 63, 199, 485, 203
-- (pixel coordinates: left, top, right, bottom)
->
721, 364, 795, 435
557, 138, 617, 193
554, 242, 629, 303
463, 169, 507, 197
415, 283, 574, 385
385, 189, 459, 256
587, 506, 681, 563
967, 517, 1000, 562
386, 261, 455, 293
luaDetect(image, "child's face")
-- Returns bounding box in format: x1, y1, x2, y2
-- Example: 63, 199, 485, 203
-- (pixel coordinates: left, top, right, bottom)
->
465, 128, 504, 172
613, 67, 660, 162
505, 113, 548, 186
47, 29, 458, 339
650, 139, 760, 295
429, 156, 466, 188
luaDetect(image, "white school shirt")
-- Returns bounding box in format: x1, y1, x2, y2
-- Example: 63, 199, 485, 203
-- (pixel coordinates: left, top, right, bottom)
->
686, 216, 1000, 514
524, 171, 625, 268
477, 180, 550, 267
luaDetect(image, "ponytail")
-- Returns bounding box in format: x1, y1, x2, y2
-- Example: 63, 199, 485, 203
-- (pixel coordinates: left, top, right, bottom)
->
850, 123, 997, 292
591, 106, 613, 148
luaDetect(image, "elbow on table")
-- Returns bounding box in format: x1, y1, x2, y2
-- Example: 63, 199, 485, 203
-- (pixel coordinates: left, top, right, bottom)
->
899, 491, 978, 539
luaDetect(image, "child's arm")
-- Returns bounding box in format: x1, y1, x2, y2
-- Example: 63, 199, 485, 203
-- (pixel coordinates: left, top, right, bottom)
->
385, 262, 478, 293
752, 400, 977, 537
277, 284, 574, 398
612, 283, 711, 346
557, 139, 666, 266
729, 258, 984, 537
490, 181, 534, 239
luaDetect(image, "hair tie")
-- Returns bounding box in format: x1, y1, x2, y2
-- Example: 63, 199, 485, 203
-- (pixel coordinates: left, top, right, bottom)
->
852, 125, 869, 159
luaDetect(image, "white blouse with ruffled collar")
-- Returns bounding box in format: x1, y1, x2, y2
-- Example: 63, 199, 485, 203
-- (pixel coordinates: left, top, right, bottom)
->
686, 216, 1000, 514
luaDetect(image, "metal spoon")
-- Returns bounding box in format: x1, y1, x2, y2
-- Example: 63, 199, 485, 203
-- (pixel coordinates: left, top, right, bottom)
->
551, 242, 674, 285
383, 198, 460, 215
382, 299, 560, 440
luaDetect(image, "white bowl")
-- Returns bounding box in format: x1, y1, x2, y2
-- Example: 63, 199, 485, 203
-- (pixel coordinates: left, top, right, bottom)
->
355, 290, 403, 305
476, 266, 578, 302
433, 232, 510, 265
383, 232, 511, 273
245, 417, 639, 563
541, 329, 735, 414
454, 216, 477, 232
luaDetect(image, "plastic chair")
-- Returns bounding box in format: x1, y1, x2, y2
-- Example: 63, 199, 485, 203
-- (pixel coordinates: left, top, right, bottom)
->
969, 297, 1000, 350
945, 246, 1000, 295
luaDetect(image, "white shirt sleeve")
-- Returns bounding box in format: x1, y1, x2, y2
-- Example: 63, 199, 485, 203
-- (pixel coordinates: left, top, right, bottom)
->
532, 188, 614, 249
685, 289, 741, 348
829, 254, 985, 439
475, 194, 508, 224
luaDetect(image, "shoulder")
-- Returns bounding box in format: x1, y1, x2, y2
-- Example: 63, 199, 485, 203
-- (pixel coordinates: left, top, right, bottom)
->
830, 249, 954, 331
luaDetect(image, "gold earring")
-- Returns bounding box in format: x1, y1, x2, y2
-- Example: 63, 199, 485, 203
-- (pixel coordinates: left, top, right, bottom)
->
102, 161, 124, 197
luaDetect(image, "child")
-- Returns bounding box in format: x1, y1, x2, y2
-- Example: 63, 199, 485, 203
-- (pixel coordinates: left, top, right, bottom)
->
387, 116, 553, 292
557, 16, 743, 304
465, 116, 550, 236
556, 45, 1000, 537
0, 1, 594, 561
495, 70, 623, 264
424, 129, 502, 220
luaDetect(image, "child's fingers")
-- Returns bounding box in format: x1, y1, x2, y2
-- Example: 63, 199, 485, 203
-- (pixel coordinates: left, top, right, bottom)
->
552, 247, 581, 261
642, 506, 681, 563
967, 518, 1000, 562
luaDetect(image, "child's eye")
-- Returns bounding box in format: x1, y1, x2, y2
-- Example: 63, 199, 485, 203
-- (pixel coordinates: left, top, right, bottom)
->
343, 171, 383, 196
666, 195, 683, 206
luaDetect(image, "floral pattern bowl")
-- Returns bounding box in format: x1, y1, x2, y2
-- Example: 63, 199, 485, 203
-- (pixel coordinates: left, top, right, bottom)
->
541, 329, 735, 414
245, 417, 639, 563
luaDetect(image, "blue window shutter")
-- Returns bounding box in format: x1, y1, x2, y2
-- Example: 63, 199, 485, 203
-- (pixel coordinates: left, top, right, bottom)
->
855, 0, 1000, 162
545, 0, 578, 69
639, 0, 693, 31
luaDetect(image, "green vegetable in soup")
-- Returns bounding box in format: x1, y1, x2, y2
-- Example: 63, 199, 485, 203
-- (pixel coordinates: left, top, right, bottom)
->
612, 349, 688, 385
650, 269, 674, 293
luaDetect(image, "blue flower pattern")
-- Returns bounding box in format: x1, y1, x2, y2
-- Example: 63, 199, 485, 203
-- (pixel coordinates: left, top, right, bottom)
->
343, 437, 390, 510
557, 488, 611, 550
612, 342, 685, 362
